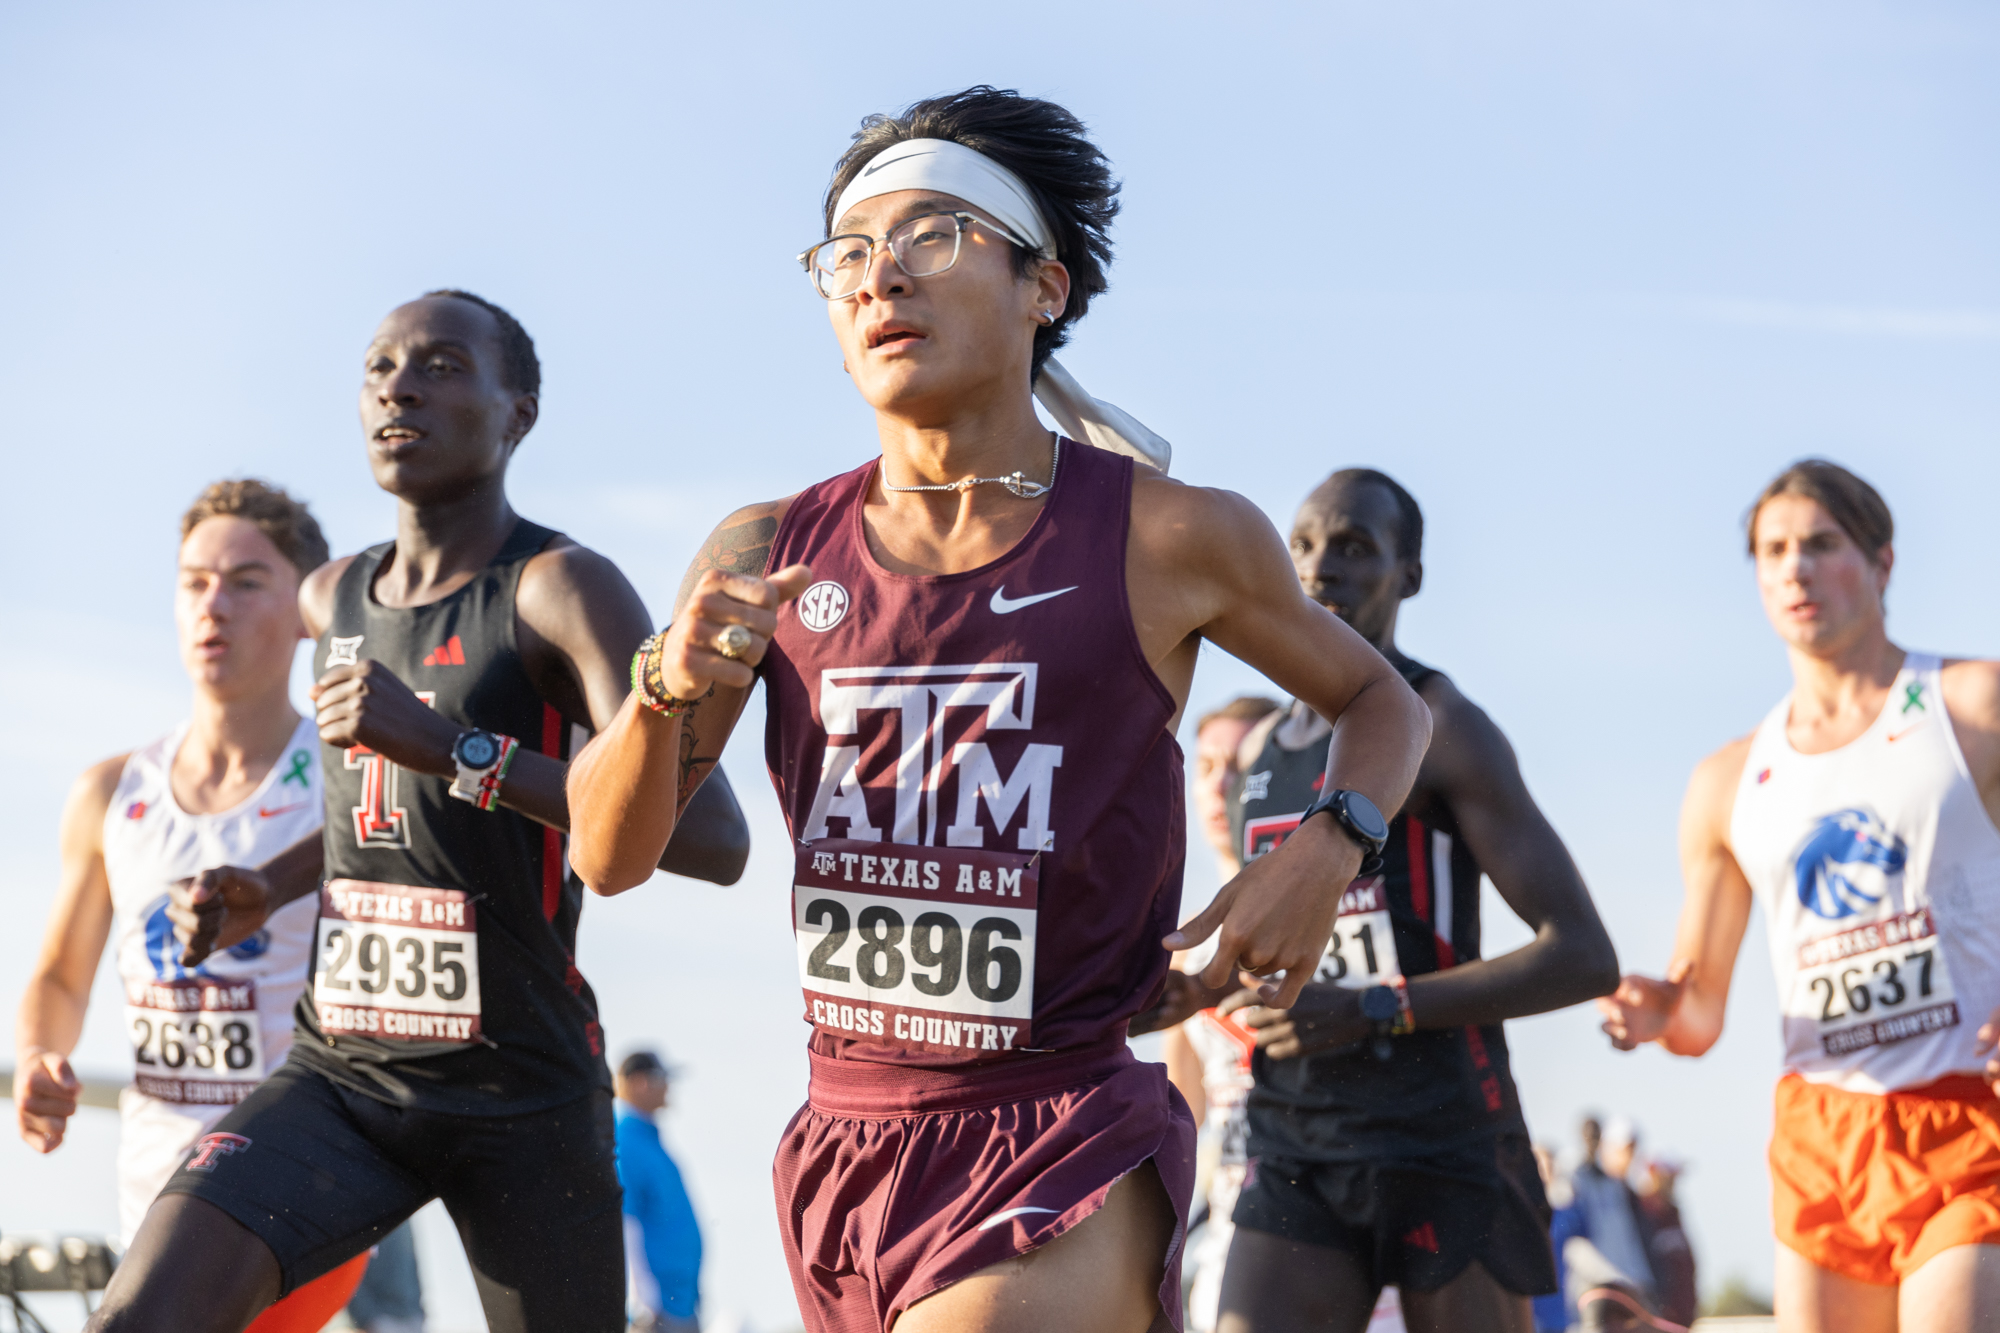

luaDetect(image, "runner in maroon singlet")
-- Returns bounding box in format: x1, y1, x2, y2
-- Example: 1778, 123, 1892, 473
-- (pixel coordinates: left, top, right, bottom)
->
568, 89, 1432, 1333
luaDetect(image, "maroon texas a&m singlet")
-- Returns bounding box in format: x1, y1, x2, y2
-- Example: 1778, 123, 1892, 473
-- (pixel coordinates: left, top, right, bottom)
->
760, 439, 1185, 1068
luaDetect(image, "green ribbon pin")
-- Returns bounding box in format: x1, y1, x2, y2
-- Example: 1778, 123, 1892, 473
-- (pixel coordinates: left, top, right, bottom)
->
282, 751, 312, 787
1903, 683, 1926, 715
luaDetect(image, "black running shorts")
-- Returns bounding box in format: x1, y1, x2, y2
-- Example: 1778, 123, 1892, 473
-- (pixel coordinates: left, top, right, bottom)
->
1231, 1133, 1558, 1297
160, 1060, 624, 1333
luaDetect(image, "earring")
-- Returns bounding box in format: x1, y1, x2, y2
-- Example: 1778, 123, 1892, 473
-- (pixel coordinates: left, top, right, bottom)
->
1037, 310, 1055, 325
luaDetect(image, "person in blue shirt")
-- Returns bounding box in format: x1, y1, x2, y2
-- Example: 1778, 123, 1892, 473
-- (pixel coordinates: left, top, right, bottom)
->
614, 1050, 702, 1332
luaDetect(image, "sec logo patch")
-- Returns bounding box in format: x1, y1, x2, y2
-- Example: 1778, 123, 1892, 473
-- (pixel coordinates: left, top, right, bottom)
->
798, 581, 850, 633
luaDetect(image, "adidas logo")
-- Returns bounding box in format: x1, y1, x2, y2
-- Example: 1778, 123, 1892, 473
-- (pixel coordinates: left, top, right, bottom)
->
422, 635, 466, 667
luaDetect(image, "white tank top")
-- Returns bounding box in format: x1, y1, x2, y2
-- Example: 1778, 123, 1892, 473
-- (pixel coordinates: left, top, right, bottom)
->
104, 719, 323, 1110
1729, 652, 2000, 1094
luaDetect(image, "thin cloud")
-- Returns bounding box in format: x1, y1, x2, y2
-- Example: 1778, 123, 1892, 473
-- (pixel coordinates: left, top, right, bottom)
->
1676, 298, 2000, 340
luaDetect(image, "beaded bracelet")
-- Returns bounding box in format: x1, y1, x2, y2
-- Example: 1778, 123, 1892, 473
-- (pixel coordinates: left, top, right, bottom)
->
630, 631, 712, 718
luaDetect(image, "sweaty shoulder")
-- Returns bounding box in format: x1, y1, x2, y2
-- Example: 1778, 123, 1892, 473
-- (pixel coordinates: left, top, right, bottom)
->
63, 753, 131, 851
1411, 673, 1511, 786
1126, 471, 1266, 570
299, 553, 359, 641
1687, 734, 1756, 844
675, 496, 800, 615
1938, 658, 2000, 795
1126, 472, 1285, 630
516, 537, 636, 625
1940, 658, 2000, 730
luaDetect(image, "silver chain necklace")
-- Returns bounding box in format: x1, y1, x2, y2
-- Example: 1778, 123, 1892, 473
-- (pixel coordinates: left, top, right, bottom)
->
882, 432, 1060, 500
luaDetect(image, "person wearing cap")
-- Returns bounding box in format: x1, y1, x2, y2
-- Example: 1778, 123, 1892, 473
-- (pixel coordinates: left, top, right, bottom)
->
567, 84, 1431, 1333
614, 1051, 701, 1332
1570, 1116, 1657, 1306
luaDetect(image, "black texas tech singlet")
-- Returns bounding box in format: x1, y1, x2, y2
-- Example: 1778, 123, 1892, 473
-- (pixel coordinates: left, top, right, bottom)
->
1229, 657, 1528, 1172
291, 518, 610, 1116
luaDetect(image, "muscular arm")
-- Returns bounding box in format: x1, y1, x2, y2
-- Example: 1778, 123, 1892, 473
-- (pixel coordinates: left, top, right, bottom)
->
15, 757, 122, 1151
1391, 679, 1619, 1028
1138, 480, 1432, 1007
300, 543, 750, 886
569, 503, 797, 895
1599, 738, 1757, 1057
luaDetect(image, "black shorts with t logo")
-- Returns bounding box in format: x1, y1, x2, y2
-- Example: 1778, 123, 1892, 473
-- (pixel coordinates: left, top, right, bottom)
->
1231, 1131, 1558, 1296
161, 1059, 623, 1333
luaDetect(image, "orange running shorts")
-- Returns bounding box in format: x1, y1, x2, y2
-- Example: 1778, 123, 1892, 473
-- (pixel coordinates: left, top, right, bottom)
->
1771, 1072, 2000, 1285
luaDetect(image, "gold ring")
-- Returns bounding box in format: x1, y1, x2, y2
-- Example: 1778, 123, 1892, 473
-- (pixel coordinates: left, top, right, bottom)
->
715, 624, 753, 659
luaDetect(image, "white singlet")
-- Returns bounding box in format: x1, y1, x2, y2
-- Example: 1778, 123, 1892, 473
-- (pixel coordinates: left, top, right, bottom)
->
102, 718, 322, 1242
1729, 652, 2000, 1096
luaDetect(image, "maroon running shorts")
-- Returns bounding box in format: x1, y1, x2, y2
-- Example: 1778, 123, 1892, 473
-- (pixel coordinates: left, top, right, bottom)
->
773, 1037, 1196, 1333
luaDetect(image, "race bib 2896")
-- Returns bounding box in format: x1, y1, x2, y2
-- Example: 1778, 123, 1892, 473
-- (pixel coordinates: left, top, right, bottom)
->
795, 839, 1036, 1057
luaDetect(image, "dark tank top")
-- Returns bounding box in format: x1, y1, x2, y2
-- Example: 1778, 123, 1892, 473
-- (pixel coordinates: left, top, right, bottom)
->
761, 440, 1184, 1070
292, 518, 610, 1116
1230, 657, 1529, 1170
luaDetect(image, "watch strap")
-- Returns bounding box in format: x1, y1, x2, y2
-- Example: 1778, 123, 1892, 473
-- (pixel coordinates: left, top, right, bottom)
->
449, 732, 520, 811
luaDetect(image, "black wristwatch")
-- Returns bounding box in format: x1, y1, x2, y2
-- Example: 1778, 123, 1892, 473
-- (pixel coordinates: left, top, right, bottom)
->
453, 730, 502, 771
1300, 787, 1389, 876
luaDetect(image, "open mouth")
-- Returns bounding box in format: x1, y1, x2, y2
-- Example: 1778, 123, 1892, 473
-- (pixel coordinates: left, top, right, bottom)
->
374, 425, 425, 443
867, 323, 924, 350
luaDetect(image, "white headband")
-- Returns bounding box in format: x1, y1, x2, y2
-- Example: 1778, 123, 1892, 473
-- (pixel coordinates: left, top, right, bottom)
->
833, 137, 1054, 259
832, 138, 1174, 475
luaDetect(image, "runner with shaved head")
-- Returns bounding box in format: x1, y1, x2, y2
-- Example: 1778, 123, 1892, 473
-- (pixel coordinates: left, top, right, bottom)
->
85, 290, 752, 1333
1190, 467, 1617, 1333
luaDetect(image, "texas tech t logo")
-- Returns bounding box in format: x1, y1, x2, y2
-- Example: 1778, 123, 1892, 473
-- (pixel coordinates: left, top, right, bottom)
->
185, 1132, 251, 1171
346, 691, 436, 849
803, 663, 1062, 850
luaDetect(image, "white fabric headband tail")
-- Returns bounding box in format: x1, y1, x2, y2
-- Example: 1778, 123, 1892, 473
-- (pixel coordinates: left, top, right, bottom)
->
834, 137, 1174, 475
1033, 358, 1172, 475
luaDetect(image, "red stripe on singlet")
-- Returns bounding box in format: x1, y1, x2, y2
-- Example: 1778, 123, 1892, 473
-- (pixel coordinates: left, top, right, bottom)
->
1406, 815, 1458, 967
542, 704, 563, 921
1406, 816, 1430, 922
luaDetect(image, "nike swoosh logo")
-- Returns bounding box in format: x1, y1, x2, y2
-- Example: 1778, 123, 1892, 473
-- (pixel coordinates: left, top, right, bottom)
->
978, 1206, 1060, 1231
1888, 725, 1924, 743
990, 586, 1078, 615
258, 803, 309, 819
863, 150, 934, 177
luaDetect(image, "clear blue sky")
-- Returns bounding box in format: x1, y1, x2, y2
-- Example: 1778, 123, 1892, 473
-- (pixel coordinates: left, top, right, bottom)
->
3, 3, 1995, 1328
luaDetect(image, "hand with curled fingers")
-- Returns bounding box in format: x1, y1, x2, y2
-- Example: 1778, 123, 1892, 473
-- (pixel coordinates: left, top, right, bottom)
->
658, 564, 814, 698
1595, 959, 1690, 1051
1163, 813, 1361, 1011
1219, 980, 1370, 1060
310, 659, 460, 774
15, 1049, 82, 1153
1127, 968, 1234, 1036
168, 866, 276, 969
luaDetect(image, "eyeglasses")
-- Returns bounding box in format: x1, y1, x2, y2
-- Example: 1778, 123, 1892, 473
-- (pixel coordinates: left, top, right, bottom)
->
797, 211, 1028, 300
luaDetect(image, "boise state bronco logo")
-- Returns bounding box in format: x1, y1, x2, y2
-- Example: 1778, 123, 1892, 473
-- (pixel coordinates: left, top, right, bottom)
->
1792, 808, 1907, 919
143, 899, 268, 979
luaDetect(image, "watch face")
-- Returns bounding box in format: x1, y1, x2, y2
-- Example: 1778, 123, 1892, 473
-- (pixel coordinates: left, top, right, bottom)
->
456, 732, 499, 769
1360, 986, 1400, 1022
1341, 791, 1389, 845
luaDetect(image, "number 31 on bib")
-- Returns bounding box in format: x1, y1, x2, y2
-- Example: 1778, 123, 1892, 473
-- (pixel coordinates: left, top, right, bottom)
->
794, 839, 1036, 1057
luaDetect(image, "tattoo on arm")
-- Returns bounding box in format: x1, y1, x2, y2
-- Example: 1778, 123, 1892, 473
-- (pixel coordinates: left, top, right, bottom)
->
675, 701, 719, 811
675, 516, 777, 615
